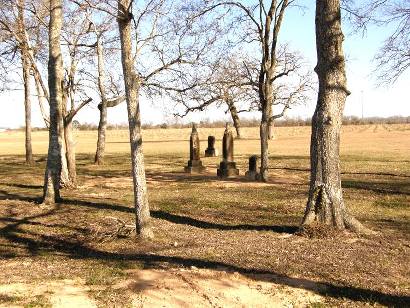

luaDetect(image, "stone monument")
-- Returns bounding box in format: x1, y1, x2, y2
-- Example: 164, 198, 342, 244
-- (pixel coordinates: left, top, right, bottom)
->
184, 124, 206, 173
204, 136, 218, 157
245, 155, 260, 180
217, 123, 239, 177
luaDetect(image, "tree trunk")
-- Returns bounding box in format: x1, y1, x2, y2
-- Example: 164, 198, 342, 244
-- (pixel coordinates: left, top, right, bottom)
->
34, 75, 50, 128
95, 102, 107, 164
59, 129, 71, 188
118, 0, 153, 239
259, 114, 269, 182
17, 0, 34, 165
94, 36, 107, 165
226, 100, 241, 139
42, 0, 63, 204
64, 120, 77, 187
59, 94, 71, 188
21, 51, 34, 165
259, 90, 272, 182
268, 119, 275, 140
301, 0, 371, 234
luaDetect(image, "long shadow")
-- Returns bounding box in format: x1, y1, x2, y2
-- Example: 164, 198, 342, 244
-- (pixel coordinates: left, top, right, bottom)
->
0, 189, 41, 203
62, 198, 297, 233
270, 167, 410, 178
151, 211, 298, 233
342, 180, 410, 196
0, 224, 408, 307
1, 183, 43, 190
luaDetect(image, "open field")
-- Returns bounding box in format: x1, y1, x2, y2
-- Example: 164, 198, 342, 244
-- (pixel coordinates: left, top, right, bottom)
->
0, 124, 409, 307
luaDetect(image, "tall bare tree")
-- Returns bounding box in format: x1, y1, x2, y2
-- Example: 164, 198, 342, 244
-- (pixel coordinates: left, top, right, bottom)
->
117, 0, 153, 238
17, 0, 34, 165
301, 0, 372, 234
42, 0, 63, 204
173, 1, 313, 181
0, 0, 40, 164
92, 22, 124, 165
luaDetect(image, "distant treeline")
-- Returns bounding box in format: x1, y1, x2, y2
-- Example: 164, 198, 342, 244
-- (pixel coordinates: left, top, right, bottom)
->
14, 115, 410, 131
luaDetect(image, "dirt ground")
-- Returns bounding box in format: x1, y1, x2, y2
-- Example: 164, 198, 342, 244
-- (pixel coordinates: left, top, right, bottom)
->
0, 268, 325, 307
0, 124, 409, 307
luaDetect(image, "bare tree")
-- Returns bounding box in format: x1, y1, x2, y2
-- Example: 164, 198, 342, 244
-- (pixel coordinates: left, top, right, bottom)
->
91, 20, 125, 165
117, 0, 153, 238
170, 1, 314, 181
301, 0, 372, 234
171, 56, 259, 139
343, 0, 409, 83
0, 0, 39, 164
29, 2, 94, 187
17, 0, 34, 164
42, 0, 64, 204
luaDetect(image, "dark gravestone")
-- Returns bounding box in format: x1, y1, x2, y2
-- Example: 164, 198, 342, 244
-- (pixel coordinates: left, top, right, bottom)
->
245, 155, 260, 180
205, 136, 218, 157
217, 123, 239, 177
184, 124, 205, 173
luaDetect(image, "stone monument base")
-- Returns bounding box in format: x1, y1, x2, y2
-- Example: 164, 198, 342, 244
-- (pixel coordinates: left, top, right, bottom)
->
184, 159, 206, 173
217, 161, 239, 177
245, 170, 260, 181
205, 148, 218, 157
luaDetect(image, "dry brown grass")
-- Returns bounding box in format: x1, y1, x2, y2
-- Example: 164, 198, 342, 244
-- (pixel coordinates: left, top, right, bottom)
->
0, 124, 409, 307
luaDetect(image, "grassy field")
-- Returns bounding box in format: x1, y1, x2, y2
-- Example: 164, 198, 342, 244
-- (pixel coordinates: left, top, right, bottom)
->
0, 124, 409, 307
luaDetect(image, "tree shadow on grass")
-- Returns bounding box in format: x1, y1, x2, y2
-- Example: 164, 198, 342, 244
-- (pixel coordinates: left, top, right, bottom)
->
0, 190, 297, 234
1, 183, 43, 190
0, 213, 408, 307
270, 166, 410, 179
63, 198, 298, 234
151, 210, 298, 233
342, 180, 410, 196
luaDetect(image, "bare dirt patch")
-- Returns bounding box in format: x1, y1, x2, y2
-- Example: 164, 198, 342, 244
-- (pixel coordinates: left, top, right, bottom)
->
0, 269, 324, 308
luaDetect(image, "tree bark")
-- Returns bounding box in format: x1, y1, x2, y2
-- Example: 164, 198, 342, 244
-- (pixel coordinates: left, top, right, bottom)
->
22, 55, 34, 165
34, 75, 50, 128
64, 120, 76, 187
95, 101, 107, 164
268, 119, 275, 140
94, 36, 107, 165
226, 100, 241, 139
259, 86, 273, 182
301, 0, 371, 234
42, 0, 63, 204
118, 0, 153, 239
17, 0, 34, 165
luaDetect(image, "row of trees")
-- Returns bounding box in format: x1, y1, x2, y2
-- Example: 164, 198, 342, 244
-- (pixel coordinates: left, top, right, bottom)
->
0, 0, 408, 237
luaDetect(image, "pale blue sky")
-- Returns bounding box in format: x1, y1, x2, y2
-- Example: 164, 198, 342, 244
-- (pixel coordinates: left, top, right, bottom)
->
0, 2, 408, 128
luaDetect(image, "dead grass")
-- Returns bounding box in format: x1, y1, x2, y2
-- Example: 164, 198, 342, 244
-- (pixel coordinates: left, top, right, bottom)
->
0, 124, 409, 307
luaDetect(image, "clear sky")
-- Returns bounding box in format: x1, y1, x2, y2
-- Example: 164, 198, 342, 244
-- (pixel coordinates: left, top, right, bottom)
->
0, 3, 408, 129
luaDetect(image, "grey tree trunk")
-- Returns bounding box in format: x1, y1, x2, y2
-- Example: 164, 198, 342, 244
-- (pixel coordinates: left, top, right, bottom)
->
17, 0, 34, 165
259, 89, 272, 182
34, 75, 50, 127
301, 0, 371, 234
226, 100, 241, 139
42, 0, 63, 204
95, 102, 107, 164
268, 119, 275, 140
59, 96, 71, 188
118, 0, 153, 239
21, 50, 34, 165
64, 121, 77, 187
259, 116, 269, 182
94, 36, 107, 165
